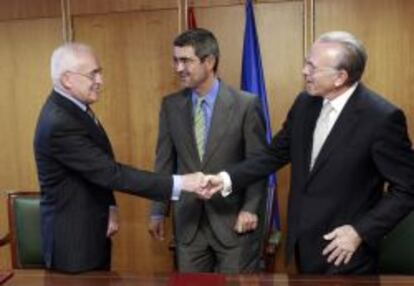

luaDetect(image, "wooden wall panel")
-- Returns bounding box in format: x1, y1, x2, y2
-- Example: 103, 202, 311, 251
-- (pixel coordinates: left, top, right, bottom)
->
0, 0, 296, 21
0, 0, 412, 276
0, 0, 60, 20
190, 0, 299, 8
0, 0, 304, 274
0, 17, 62, 269
70, 0, 177, 15
315, 0, 414, 139
72, 9, 179, 274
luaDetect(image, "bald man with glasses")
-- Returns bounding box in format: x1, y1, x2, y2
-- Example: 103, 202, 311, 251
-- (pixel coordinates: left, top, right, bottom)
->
34, 42, 206, 273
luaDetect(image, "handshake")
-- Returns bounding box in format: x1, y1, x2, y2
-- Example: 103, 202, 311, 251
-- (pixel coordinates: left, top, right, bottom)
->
180, 172, 229, 199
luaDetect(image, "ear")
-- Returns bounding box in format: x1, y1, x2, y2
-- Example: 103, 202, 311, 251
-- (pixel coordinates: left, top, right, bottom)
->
334, 69, 349, 87
203, 55, 216, 72
60, 72, 72, 90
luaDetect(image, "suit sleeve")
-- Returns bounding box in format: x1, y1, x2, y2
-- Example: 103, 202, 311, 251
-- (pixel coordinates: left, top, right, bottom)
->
353, 108, 414, 245
239, 96, 268, 214
50, 121, 172, 202
228, 98, 294, 191
151, 99, 176, 215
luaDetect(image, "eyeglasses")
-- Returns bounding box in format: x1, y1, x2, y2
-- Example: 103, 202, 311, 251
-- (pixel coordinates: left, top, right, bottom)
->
67, 68, 103, 81
303, 61, 338, 76
172, 56, 200, 68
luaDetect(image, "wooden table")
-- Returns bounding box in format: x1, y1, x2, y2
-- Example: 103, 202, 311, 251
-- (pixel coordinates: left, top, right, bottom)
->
2, 270, 414, 286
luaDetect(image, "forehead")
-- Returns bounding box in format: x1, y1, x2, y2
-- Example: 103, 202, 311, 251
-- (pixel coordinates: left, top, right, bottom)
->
307, 41, 342, 66
173, 45, 196, 58
76, 51, 100, 70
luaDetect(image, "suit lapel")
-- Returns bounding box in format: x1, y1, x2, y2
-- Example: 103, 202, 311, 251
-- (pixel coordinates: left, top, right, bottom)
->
50, 91, 114, 156
202, 84, 234, 167
302, 97, 323, 177
308, 87, 362, 179
174, 89, 200, 163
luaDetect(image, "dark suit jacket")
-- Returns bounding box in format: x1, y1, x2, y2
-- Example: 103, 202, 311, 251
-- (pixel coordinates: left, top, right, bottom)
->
228, 84, 414, 273
151, 82, 267, 248
34, 90, 172, 273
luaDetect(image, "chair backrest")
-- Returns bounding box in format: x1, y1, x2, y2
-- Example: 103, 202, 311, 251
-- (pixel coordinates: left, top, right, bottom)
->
379, 211, 414, 274
7, 191, 44, 269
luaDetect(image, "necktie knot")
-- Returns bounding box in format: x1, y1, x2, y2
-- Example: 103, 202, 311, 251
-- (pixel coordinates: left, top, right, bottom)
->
196, 97, 205, 109
320, 101, 334, 121
86, 106, 99, 126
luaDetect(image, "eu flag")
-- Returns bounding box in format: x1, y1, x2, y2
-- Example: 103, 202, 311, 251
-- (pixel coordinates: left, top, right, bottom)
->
241, 0, 280, 267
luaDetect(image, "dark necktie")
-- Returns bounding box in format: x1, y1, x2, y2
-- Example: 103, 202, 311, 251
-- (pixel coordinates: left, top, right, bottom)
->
86, 106, 100, 126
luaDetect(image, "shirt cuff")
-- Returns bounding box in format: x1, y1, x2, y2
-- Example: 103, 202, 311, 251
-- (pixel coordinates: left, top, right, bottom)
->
151, 215, 165, 221
218, 171, 232, 197
171, 175, 182, 201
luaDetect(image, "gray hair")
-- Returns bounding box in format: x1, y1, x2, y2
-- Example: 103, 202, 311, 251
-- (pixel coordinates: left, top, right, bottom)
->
50, 42, 93, 87
317, 31, 367, 85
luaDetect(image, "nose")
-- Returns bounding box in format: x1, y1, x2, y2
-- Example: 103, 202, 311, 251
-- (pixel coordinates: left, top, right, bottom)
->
175, 61, 185, 73
95, 73, 103, 85
302, 65, 310, 76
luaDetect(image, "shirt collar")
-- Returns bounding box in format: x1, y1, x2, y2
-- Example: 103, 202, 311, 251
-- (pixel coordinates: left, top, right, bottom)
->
54, 86, 88, 112
324, 82, 358, 113
192, 78, 220, 107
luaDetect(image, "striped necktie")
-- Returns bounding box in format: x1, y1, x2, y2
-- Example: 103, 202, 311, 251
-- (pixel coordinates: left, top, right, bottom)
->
194, 97, 206, 160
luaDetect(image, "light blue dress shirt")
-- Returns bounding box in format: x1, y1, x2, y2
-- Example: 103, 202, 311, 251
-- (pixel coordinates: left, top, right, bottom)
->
191, 78, 220, 150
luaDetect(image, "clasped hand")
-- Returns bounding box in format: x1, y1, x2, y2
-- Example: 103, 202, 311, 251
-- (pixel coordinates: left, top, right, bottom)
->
181, 172, 225, 199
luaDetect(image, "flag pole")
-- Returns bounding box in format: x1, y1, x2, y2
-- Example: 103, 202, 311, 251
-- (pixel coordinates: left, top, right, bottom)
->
60, 0, 73, 43
177, 0, 183, 34
184, 0, 189, 30
303, 0, 315, 56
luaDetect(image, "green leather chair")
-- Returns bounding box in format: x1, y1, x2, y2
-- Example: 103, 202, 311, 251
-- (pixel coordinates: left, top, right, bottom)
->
0, 192, 44, 268
379, 211, 414, 274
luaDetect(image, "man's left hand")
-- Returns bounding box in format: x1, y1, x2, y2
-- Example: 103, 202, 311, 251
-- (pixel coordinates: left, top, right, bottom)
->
322, 224, 362, 266
106, 206, 119, 237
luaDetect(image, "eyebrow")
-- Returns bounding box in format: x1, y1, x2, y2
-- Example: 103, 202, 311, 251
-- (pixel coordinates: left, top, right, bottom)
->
304, 58, 316, 68
88, 67, 103, 74
173, 56, 194, 60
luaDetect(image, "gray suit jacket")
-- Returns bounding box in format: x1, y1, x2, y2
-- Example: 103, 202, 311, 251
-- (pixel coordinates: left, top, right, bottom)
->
151, 81, 268, 247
